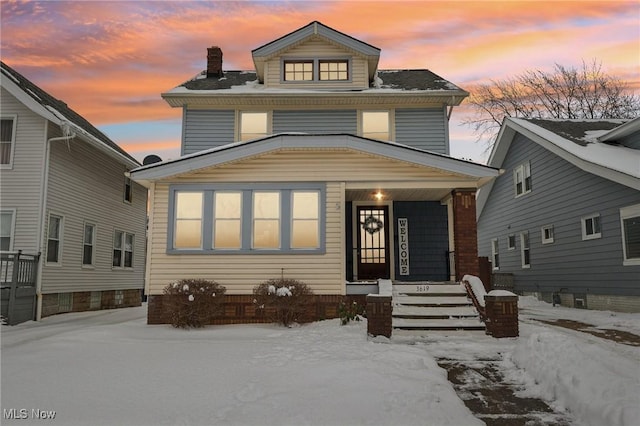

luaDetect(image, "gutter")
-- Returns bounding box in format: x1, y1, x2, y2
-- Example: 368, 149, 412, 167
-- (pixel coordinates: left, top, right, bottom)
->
35, 122, 77, 321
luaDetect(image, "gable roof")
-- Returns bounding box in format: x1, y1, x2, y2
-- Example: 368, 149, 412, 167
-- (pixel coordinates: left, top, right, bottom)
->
130, 133, 498, 186
251, 21, 381, 82
0, 61, 140, 168
477, 117, 640, 217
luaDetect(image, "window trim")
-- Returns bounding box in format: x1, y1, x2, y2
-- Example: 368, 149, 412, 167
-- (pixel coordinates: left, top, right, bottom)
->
0, 209, 16, 252
520, 231, 530, 269
318, 59, 349, 81
290, 190, 321, 250
507, 234, 516, 251
541, 225, 554, 244
281, 57, 352, 83
46, 213, 63, 266
620, 204, 640, 266
113, 230, 135, 269
167, 183, 326, 255
581, 213, 602, 241
0, 115, 17, 169
82, 222, 96, 267
491, 238, 500, 270
238, 111, 271, 142
513, 162, 532, 198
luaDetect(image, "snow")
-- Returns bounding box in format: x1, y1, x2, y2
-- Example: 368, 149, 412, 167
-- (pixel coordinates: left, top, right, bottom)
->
2, 297, 639, 426
462, 274, 486, 306
487, 289, 516, 297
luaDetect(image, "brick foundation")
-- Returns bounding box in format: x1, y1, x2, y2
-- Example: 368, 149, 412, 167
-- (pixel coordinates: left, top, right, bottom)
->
452, 190, 479, 280
366, 295, 392, 338
41, 289, 142, 318
147, 294, 367, 325
485, 294, 519, 338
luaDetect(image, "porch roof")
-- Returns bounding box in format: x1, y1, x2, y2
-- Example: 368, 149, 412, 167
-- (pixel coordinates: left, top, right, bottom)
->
130, 133, 499, 187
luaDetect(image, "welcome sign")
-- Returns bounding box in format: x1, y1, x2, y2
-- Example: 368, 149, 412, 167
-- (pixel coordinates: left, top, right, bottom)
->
398, 218, 409, 275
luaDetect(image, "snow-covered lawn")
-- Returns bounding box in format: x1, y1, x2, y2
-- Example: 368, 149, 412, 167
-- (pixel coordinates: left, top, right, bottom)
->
1, 297, 638, 426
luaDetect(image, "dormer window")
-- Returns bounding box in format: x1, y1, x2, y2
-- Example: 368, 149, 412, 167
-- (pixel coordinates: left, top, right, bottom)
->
319, 60, 348, 81
284, 61, 313, 81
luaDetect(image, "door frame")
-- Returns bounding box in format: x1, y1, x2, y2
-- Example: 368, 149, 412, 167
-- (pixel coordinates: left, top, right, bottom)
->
351, 201, 395, 281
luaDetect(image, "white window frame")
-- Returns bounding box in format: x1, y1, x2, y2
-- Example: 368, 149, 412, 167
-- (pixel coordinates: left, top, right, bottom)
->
620, 204, 640, 266
513, 162, 532, 197
491, 238, 500, 270
113, 230, 135, 269
581, 213, 602, 240
82, 222, 96, 267
520, 231, 530, 269
507, 234, 516, 250
541, 225, 554, 244
0, 209, 16, 252
238, 111, 270, 142
0, 115, 17, 169
46, 213, 63, 266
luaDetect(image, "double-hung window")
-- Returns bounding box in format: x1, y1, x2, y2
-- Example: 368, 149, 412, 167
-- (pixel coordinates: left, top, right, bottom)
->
507, 234, 516, 250
124, 176, 133, 203
520, 231, 530, 268
169, 185, 324, 253
83, 223, 96, 266
362, 111, 390, 141
239, 111, 269, 142
620, 204, 640, 266
491, 238, 500, 270
0, 210, 15, 251
514, 162, 532, 197
113, 230, 134, 268
581, 214, 601, 240
47, 214, 63, 264
541, 225, 554, 244
0, 117, 16, 167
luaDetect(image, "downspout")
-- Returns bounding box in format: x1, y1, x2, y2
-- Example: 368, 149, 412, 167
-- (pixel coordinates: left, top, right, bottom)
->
35, 122, 76, 321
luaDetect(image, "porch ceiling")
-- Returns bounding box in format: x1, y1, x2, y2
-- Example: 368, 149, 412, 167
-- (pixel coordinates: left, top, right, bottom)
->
346, 188, 451, 202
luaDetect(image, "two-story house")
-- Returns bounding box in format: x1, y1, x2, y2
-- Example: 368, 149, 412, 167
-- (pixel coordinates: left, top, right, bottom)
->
0, 61, 147, 324
130, 21, 499, 324
477, 117, 640, 312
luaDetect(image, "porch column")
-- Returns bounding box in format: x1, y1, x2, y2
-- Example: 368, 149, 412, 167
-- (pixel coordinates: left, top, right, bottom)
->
452, 190, 479, 281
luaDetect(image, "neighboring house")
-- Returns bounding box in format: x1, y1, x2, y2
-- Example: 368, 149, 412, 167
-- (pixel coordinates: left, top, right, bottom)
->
477, 117, 640, 313
0, 61, 147, 324
130, 21, 499, 324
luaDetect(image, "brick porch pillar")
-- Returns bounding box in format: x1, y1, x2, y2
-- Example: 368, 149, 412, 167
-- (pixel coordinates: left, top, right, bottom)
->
452, 190, 479, 281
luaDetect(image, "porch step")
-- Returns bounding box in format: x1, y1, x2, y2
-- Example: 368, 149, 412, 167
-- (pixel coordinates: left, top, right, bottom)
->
391, 280, 485, 334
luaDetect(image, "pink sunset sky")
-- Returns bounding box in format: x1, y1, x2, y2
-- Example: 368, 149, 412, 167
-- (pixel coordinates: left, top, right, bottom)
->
1, 0, 638, 164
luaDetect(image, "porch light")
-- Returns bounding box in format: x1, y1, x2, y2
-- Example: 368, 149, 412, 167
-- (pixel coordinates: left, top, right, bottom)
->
373, 191, 384, 201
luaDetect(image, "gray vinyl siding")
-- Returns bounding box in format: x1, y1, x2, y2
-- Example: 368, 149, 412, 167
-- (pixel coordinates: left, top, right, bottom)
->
42, 126, 147, 294
0, 87, 46, 253
273, 110, 357, 134
478, 133, 640, 297
183, 109, 235, 155
395, 108, 447, 154
619, 132, 640, 149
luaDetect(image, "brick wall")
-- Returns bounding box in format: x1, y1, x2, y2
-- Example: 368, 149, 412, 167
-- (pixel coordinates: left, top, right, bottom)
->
40, 289, 142, 318
366, 295, 392, 338
484, 294, 519, 338
452, 190, 479, 280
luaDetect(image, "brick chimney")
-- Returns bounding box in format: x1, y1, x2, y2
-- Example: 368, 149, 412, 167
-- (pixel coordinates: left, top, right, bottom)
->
207, 46, 223, 78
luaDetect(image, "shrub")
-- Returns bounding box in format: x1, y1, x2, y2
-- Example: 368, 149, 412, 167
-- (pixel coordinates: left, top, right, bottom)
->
253, 278, 314, 326
163, 279, 226, 328
337, 300, 366, 325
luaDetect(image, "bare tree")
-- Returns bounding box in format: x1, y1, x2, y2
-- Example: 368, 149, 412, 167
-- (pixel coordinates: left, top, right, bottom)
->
464, 60, 640, 149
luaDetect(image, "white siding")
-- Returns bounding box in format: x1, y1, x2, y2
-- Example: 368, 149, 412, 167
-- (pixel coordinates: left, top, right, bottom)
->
0, 87, 46, 253
42, 127, 147, 294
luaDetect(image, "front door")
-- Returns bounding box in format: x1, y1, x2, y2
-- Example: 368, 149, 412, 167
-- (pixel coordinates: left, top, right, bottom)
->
356, 206, 390, 280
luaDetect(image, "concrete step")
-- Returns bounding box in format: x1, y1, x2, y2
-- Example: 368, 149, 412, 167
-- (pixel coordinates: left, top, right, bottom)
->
393, 305, 478, 318
393, 328, 486, 338
393, 295, 471, 306
393, 283, 466, 295
393, 317, 485, 330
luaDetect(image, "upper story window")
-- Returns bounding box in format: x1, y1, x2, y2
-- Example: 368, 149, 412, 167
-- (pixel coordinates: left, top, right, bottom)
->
541, 225, 554, 244
284, 61, 313, 81
362, 111, 390, 141
514, 162, 532, 197
0, 210, 15, 251
581, 213, 601, 240
319, 60, 348, 81
240, 111, 269, 142
1, 117, 16, 168
124, 176, 133, 203
507, 234, 516, 250
620, 204, 640, 266
47, 214, 63, 264
491, 238, 500, 270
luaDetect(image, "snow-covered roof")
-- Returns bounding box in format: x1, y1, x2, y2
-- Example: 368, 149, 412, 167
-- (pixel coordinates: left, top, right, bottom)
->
477, 117, 640, 217
130, 133, 499, 186
0, 61, 139, 168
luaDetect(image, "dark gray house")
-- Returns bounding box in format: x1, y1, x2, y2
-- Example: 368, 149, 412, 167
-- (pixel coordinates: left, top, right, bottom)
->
477, 117, 640, 312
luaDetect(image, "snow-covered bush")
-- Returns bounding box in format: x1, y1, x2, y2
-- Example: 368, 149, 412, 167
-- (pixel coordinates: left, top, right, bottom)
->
337, 300, 365, 326
253, 278, 314, 326
163, 279, 226, 329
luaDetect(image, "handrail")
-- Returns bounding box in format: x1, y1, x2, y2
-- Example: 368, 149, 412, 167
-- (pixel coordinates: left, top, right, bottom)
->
462, 279, 487, 322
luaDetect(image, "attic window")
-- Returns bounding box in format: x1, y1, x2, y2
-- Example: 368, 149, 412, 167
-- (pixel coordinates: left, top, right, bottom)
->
319, 60, 348, 81
284, 61, 313, 81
